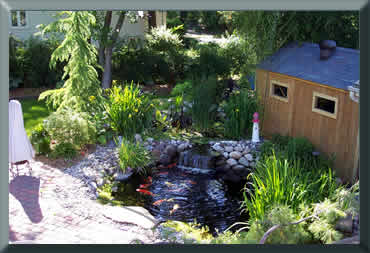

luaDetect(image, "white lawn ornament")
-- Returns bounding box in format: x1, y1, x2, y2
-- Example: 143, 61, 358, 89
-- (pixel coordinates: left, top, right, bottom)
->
9, 100, 35, 176
252, 112, 260, 143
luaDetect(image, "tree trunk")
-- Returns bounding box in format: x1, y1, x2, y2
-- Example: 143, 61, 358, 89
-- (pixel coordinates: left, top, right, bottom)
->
101, 11, 126, 89
98, 11, 113, 68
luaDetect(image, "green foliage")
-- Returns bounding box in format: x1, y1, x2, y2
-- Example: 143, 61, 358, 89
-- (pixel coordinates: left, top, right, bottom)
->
9, 35, 62, 89
286, 137, 314, 162
39, 11, 102, 113
218, 34, 247, 76
246, 205, 311, 244
171, 80, 194, 99
44, 109, 96, 149
112, 38, 155, 84
29, 123, 51, 155
50, 142, 78, 159
244, 150, 338, 221
117, 138, 152, 174
189, 43, 231, 79
104, 83, 155, 139
145, 26, 185, 83
161, 220, 214, 243
223, 89, 260, 139
191, 77, 219, 132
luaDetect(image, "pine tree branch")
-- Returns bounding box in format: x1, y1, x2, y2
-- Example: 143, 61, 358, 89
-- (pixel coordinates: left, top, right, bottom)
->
259, 210, 324, 244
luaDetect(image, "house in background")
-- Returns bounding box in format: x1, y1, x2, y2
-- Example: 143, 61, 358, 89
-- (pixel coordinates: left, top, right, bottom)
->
256, 41, 359, 183
9, 10, 166, 41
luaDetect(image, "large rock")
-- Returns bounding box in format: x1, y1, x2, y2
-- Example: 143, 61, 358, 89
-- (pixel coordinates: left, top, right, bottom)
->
245, 153, 253, 161
227, 158, 238, 166
229, 151, 242, 160
335, 214, 353, 234
232, 164, 245, 172
102, 206, 157, 229
239, 157, 250, 167
225, 146, 234, 152
165, 144, 177, 158
212, 143, 224, 152
159, 154, 172, 166
177, 143, 188, 153
234, 146, 243, 152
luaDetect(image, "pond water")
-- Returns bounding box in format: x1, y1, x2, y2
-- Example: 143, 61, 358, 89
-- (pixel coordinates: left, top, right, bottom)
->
115, 145, 248, 235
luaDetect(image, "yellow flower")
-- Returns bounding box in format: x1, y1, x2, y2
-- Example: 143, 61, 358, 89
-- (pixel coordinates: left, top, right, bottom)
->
135, 109, 138, 113
89, 96, 95, 102
129, 114, 132, 118
236, 109, 239, 112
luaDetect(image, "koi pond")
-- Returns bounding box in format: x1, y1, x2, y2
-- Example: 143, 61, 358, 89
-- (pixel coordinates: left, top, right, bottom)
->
114, 146, 248, 235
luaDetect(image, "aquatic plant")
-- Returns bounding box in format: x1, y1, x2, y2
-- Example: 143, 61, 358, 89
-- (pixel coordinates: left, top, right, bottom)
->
118, 138, 152, 174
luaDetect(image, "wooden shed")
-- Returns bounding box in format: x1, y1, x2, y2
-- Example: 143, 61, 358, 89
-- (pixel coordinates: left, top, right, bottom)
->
256, 41, 359, 183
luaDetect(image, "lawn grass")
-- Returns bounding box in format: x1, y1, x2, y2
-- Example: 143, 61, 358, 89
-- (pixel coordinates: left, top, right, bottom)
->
20, 99, 50, 136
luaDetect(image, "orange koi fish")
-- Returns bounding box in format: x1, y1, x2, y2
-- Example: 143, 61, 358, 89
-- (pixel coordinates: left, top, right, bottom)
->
139, 183, 151, 189
153, 199, 166, 206
157, 171, 169, 176
186, 180, 197, 185
136, 188, 156, 196
166, 163, 177, 169
144, 176, 152, 184
169, 204, 180, 215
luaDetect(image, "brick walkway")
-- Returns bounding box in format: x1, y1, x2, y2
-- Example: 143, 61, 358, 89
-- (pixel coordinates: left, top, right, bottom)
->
8, 160, 163, 244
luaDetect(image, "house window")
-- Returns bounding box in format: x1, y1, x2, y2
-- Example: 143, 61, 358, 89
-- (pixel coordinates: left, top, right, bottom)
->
312, 92, 338, 119
10, 11, 27, 27
270, 80, 289, 102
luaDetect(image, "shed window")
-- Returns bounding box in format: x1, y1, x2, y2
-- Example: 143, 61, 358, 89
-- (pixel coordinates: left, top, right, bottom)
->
270, 80, 289, 102
273, 84, 288, 98
312, 92, 338, 119
10, 11, 27, 27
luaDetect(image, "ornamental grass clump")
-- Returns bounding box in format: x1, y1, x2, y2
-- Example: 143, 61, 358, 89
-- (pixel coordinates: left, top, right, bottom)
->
105, 83, 154, 140
223, 89, 260, 139
118, 138, 152, 175
243, 150, 338, 221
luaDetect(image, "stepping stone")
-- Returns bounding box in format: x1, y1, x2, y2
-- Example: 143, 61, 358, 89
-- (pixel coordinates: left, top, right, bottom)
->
102, 206, 157, 229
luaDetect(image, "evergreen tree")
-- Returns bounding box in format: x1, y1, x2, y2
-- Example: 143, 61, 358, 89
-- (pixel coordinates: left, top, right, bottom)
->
39, 11, 102, 112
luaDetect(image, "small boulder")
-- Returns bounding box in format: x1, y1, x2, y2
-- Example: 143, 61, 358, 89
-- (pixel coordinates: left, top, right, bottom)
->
239, 157, 250, 167
212, 143, 224, 152
164, 144, 177, 158
159, 154, 172, 166
245, 153, 253, 161
135, 134, 143, 144
232, 164, 245, 172
234, 146, 243, 152
229, 151, 242, 160
227, 158, 238, 166
177, 143, 188, 153
225, 146, 234, 152
223, 152, 229, 158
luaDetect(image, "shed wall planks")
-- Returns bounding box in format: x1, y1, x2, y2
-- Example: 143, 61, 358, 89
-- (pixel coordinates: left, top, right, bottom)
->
256, 69, 359, 183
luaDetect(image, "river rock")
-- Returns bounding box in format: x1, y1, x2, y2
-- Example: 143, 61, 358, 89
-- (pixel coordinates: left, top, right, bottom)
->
165, 144, 177, 158
234, 146, 243, 152
229, 151, 242, 160
159, 154, 172, 166
232, 164, 245, 172
225, 146, 234, 152
242, 148, 250, 155
223, 152, 229, 158
215, 159, 226, 166
147, 137, 154, 143
212, 143, 224, 152
177, 143, 188, 153
239, 157, 250, 167
245, 153, 253, 161
135, 134, 143, 144
227, 158, 238, 166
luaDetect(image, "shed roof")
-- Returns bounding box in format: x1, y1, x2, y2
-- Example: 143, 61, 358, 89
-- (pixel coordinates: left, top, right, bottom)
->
257, 42, 359, 90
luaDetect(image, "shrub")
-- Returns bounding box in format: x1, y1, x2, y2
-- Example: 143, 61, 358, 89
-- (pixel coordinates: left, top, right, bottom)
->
145, 26, 185, 83
29, 123, 51, 155
218, 34, 247, 76
191, 76, 219, 132
223, 89, 260, 139
104, 83, 155, 140
43, 109, 96, 149
245, 205, 311, 244
50, 142, 77, 159
171, 80, 194, 100
189, 43, 231, 79
118, 138, 152, 174
286, 137, 314, 162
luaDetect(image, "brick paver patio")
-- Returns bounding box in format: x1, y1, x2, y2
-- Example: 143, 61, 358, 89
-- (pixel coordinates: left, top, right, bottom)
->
8, 160, 161, 244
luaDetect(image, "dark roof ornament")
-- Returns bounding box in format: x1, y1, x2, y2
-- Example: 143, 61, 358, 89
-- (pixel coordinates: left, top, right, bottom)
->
319, 40, 337, 60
